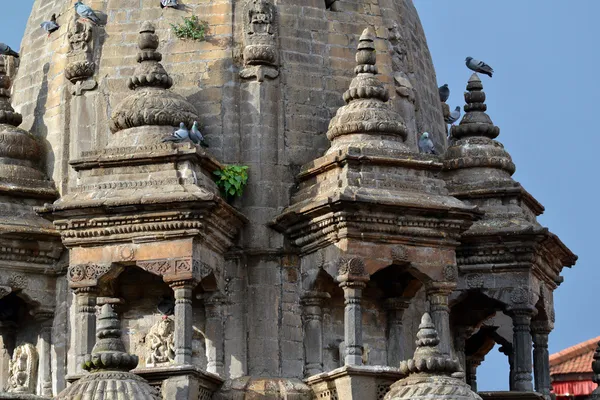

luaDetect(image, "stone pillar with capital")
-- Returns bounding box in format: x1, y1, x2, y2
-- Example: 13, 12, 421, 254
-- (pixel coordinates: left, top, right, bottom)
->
426, 281, 455, 356
532, 320, 553, 399
336, 258, 370, 366
454, 326, 473, 380
384, 297, 410, 368
170, 280, 195, 365
466, 356, 483, 392
73, 287, 98, 373
204, 292, 227, 376
301, 291, 330, 376
508, 305, 536, 391
33, 311, 54, 397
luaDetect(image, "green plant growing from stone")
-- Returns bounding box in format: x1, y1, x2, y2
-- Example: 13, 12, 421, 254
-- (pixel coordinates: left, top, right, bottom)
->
170, 16, 209, 41
213, 165, 249, 200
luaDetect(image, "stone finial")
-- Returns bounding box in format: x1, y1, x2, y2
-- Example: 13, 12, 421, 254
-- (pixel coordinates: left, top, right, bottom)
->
325, 27, 408, 153
385, 312, 481, 400
109, 21, 198, 134
449, 73, 500, 140
398, 313, 461, 376
82, 304, 139, 372
0, 57, 22, 126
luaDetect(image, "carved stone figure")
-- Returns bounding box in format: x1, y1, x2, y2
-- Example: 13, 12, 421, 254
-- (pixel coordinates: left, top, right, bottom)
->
145, 317, 175, 367
65, 18, 96, 95
6, 343, 38, 394
240, 0, 279, 81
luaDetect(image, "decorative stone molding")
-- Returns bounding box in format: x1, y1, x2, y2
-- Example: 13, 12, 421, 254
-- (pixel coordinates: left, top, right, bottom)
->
390, 245, 409, 264
66, 18, 97, 95
336, 257, 369, 285
68, 263, 112, 287
465, 273, 483, 288
241, 0, 279, 81
6, 343, 38, 394
145, 317, 175, 367
443, 265, 458, 282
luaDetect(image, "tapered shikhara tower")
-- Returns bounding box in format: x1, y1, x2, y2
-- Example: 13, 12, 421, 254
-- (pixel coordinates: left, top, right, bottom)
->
0, 1, 576, 399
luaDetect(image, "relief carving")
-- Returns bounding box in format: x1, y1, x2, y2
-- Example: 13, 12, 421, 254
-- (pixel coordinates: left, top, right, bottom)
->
443, 265, 458, 282
66, 18, 97, 95
241, 0, 279, 81
465, 273, 484, 288
144, 317, 175, 367
6, 343, 38, 394
67, 264, 112, 284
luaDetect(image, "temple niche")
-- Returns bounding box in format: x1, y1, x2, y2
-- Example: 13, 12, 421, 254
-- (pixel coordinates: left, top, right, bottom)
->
0, 0, 577, 399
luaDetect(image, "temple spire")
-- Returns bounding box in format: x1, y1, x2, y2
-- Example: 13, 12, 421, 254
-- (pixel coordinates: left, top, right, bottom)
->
0, 57, 22, 127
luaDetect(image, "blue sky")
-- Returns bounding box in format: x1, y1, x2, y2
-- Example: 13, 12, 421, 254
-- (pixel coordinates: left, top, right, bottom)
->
1, 0, 597, 393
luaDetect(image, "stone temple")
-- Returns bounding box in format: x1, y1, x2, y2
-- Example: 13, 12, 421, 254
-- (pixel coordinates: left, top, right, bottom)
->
0, 1, 577, 399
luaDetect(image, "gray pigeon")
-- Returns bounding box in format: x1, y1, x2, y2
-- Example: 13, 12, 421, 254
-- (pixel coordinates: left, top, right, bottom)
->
190, 121, 209, 148
40, 14, 59, 37
74, 1, 101, 24
162, 122, 190, 143
157, 296, 175, 316
445, 106, 461, 125
465, 57, 493, 77
418, 132, 436, 155
439, 84, 450, 103
0, 43, 19, 58
160, 0, 179, 8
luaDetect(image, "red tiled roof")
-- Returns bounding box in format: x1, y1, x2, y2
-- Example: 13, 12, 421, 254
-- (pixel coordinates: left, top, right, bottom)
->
550, 336, 600, 375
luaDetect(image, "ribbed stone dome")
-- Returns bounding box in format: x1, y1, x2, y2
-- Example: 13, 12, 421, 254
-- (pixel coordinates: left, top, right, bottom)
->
385, 313, 481, 400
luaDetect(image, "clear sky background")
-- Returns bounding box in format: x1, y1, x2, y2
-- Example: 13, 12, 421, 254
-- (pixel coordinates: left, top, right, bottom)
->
1, 0, 598, 393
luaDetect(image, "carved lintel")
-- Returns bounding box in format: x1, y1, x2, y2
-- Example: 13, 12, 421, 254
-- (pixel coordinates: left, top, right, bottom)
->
137, 258, 210, 284
239, 65, 279, 82
68, 263, 112, 287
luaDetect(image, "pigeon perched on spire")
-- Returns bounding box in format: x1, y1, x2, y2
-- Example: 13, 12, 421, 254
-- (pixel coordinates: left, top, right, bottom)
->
438, 84, 450, 103
74, 1, 101, 24
0, 43, 19, 58
190, 121, 209, 148
418, 132, 436, 155
160, 0, 179, 8
465, 57, 494, 77
445, 106, 461, 125
162, 122, 190, 143
40, 14, 60, 37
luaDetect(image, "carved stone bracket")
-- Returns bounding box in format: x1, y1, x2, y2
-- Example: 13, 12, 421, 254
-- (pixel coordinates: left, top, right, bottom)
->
66, 18, 97, 95
68, 263, 112, 288
240, 0, 279, 81
137, 258, 213, 284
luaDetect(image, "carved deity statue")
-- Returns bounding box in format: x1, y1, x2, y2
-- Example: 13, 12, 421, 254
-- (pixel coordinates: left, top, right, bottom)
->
6, 343, 38, 394
65, 18, 96, 94
247, 0, 274, 35
241, 0, 278, 81
68, 19, 92, 54
144, 317, 175, 367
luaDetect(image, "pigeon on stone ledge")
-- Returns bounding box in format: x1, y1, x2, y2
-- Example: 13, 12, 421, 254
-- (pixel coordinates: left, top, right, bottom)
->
445, 106, 461, 125
190, 121, 209, 148
157, 296, 175, 316
41, 14, 60, 37
418, 132, 436, 155
160, 0, 179, 8
162, 122, 190, 143
0, 43, 19, 58
465, 57, 494, 77
74, 1, 101, 25
438, 84, 449, 103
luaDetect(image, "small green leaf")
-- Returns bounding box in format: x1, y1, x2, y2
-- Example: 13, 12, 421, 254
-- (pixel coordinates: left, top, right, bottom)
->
213, 170, 222, 176
229, 188, 236, 195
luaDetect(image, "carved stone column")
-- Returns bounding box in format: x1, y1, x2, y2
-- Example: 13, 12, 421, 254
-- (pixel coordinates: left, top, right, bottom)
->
466, 356, 483, 392
34, 311, 54, 397
74, 287, 97, 373
454, 326, 473, 380
337, 258, 370, 366
0, 320, 17, 391
509, 307, 535, 391
301, 291, 330, 376
426, 281, 455, 356
170, 280, 195, 365
384, 297, 410, 368
204, 292, 227, 376
532, 321, 552, 399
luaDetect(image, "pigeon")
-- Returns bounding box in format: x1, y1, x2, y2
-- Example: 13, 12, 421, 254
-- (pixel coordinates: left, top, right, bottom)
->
157, 296, 175, 316
74, 1, 101, 25
160, 0, 179, 8
439, 84, 450, 103
0, 43, 19, 58
40, 14, 60, 37
190, 121, 209, 148
162, 122, 190, 143
445, 106, 461, 125
465, 57, 494, 78
418, 132, 436, 155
